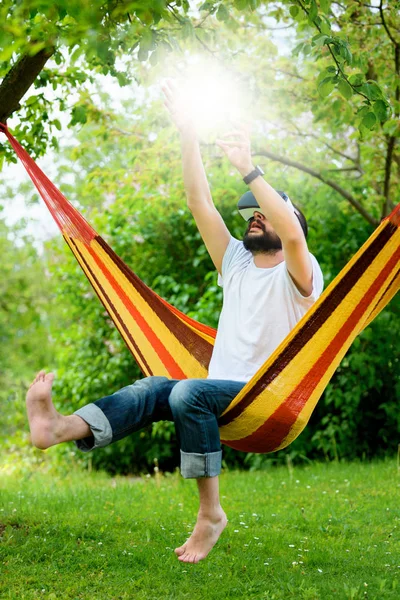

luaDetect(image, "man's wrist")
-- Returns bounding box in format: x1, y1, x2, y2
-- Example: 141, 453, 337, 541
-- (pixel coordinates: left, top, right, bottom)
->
238, 163, 255, 178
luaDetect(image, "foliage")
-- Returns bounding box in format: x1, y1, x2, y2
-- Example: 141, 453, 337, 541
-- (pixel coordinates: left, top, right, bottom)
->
1, 461, 400, 599
0, 217, 53, 447
5, 106, 394, 475
1, 2, 399, 475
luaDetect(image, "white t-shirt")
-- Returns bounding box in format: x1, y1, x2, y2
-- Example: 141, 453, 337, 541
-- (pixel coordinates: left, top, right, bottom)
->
207, 237, 324, 382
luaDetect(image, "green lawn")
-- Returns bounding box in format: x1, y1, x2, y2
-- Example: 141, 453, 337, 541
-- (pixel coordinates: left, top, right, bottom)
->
0, 459, 399, 599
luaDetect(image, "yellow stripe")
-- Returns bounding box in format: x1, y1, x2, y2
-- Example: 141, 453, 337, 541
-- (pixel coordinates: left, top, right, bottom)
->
73, 237, 208, 379
220, 227, 400, 441
65, 236, 152, 376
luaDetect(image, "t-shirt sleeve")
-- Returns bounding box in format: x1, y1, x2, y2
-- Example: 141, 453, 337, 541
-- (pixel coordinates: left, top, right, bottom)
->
285, 253, 324, 302
217, 236, 249, 287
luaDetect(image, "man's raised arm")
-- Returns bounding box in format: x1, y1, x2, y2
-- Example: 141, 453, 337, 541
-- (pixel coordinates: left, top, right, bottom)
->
162, 80, 230, 275
217, 128, 313, 297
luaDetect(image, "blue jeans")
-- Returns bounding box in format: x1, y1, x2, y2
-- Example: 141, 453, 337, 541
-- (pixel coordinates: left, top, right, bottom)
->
73, 377, 245, 479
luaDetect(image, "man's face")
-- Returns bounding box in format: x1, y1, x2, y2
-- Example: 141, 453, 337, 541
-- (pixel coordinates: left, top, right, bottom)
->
242, 211, 283, 254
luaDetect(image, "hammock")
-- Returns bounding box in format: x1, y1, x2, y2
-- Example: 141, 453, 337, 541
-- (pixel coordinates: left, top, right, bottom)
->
1, 122, 399, 454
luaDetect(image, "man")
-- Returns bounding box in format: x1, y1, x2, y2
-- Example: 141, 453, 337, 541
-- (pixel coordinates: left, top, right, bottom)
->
26, 80, 323, 564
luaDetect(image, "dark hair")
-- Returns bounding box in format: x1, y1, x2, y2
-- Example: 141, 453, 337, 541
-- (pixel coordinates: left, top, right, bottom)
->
276, 191, 308, 238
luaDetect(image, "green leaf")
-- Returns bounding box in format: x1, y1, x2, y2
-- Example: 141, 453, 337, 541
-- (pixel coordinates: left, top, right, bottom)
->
216, 4, 230, 21
25, 96, 38, 106
382, 119, 400, 136
309, 0, 318, 21
319, 0, 331, 14
373, 100, 389, 122
360, 82, 383, 101
53, 119, 62, 131
348, 73, 364, 87
292, 42, 304, 57
317, 68, 336, 84
361, 112, 377, 130
71, 105, 88, 125
138, 46, 149, 62
337, 79, 353, 100
339, 43, 352, 64
139, 29, 155, 53
182, 21, 194, 38
320, 17, 331, 34
149, 49, 159, 66
312, 33, 328, 47
290, 5, 300, 18
318, 76, 336, 97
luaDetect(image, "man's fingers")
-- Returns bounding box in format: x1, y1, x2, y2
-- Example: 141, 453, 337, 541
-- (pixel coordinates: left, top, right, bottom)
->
161, 82, 175, 103
220, 131, 247, 141
216, 140, 248, 147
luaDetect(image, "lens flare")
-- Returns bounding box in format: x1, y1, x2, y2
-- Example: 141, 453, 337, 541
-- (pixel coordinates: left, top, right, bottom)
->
179, 59, 248, 136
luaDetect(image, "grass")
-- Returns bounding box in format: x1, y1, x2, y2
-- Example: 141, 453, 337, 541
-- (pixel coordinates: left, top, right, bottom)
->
0, 459, 399, 600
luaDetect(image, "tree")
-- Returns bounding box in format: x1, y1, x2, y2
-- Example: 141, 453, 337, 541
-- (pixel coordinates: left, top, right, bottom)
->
1, 1, 398, 220
0, 0, 194, 159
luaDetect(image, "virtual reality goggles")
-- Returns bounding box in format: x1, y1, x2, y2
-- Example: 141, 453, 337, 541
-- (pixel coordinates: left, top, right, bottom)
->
237, 190, 296, 221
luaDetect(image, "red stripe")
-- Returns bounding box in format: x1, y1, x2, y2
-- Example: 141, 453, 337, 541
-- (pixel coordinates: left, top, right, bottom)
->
86, 244, 188, 379
158, 296, 217, 338
222, 245, 400, 452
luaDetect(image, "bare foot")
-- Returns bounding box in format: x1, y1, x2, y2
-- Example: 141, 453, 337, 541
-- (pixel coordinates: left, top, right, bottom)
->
26, 370, 63, 449
174, 509, 227, 563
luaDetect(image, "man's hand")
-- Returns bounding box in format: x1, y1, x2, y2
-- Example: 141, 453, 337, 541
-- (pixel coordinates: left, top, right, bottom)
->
162, 78, 196, 136
216, 126, 254, 176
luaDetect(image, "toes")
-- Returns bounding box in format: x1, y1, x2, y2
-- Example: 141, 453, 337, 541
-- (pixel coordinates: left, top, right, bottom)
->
178, 551, 198, 564
45, 373, 55, 384
39, 370, 46, 382
178, 552, 190, 562
174, 544, 186, 557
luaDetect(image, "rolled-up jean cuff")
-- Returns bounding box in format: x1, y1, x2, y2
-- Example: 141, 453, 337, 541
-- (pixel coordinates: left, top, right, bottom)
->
180, 450, 222, 479
73, 403, 113, 452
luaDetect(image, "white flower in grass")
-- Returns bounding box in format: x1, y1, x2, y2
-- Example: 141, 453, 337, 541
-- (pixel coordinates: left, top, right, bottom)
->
264, 562, 269, 566
317, 569, 323, 573
234, 530, 239, 533
292, 562, 298, 566
289, 544, 295, 548
98, 542, 103, 545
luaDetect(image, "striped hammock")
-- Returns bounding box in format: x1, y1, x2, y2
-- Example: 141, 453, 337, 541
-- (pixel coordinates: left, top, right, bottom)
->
1, 123, 399, 454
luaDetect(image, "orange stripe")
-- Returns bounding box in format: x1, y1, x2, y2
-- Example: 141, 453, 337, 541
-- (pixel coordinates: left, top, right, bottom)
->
86, 244, 187, 379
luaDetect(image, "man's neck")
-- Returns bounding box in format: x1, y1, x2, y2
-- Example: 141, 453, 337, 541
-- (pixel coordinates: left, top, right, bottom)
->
252, 250, 284, 269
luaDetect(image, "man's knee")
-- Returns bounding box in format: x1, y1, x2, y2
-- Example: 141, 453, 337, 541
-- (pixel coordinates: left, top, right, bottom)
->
169, 379, 203, 416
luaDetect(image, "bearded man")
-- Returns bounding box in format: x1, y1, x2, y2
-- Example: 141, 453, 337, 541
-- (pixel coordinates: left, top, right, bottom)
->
26, 80, 323, 564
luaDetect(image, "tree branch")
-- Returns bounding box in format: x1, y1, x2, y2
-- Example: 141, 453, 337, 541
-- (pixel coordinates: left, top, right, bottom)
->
379, 0, 399, 47
283, 125, 361, 165
0, 47, 55, 123
253, 149, 378, 226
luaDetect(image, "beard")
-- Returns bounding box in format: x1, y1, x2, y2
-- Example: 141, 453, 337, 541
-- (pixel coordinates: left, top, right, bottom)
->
243, 221, 283, 254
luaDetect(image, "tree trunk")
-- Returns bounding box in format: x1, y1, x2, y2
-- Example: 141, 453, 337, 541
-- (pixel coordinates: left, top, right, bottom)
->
0, 48, 55, 123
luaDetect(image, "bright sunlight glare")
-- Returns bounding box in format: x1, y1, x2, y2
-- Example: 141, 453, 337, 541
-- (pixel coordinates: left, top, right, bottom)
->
179, 59, 250, 137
